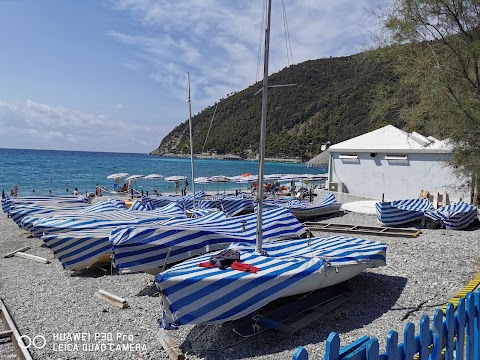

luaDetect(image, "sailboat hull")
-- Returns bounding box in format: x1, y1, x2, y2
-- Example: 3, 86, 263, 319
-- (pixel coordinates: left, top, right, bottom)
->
156, 236, 386, 326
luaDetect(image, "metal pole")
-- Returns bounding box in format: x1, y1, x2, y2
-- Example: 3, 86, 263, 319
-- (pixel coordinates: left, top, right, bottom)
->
188, 72, 196, 208
255, 0, 271, 253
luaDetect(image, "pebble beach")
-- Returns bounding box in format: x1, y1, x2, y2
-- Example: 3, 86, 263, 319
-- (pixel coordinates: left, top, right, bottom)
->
1, 191, 479, 360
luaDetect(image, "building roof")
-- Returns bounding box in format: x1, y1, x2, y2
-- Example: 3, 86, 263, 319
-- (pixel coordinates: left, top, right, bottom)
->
327, 125, 452, 153
306, 150, 329, 168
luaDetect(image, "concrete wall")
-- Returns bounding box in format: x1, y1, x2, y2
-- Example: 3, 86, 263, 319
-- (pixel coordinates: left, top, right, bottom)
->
328, 152, 470, 202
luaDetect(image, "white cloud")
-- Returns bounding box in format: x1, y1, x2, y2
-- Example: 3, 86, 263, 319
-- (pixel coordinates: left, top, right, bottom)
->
0, 100, 168, 153
107, 0, 390, 112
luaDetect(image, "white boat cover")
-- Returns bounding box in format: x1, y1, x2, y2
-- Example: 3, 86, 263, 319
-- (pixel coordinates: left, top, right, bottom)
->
376, 198, 434, 225
424, 202, 478, 230
156, 235, 387, 326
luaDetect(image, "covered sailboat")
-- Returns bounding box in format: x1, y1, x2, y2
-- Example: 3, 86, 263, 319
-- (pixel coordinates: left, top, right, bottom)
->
155, 0, 387, 328
156, 236, 386, 326
110, 207, 304, 274
375, 198, 434, 226
424, 202, 478, 230
262, 192, 341, 220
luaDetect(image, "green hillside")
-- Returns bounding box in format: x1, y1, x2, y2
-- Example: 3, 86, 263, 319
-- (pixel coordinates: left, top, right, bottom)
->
150, 46, 414, 160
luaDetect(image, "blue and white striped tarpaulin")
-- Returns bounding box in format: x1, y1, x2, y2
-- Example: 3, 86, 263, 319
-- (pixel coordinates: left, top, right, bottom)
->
256, 193, 341, 220
219, 196, 254, 216
424, 202, 478, 230
141, 192, 206, 210
182, 192, 206, 210
161, 207, 304, 242
78, 199, 127, 213
2, 196, 88, 214
9, 204, 88, 226
28, 204, 187, 237
187, 208, 219, 218
8, 198, 126, 226
376, 198, 434, 226
35, 203, 188, 270
193, 197, 252, 216
195, 199, 222, 211
110, 207, 305, 273
41, 229, 114, 271
156, 235, 386, 326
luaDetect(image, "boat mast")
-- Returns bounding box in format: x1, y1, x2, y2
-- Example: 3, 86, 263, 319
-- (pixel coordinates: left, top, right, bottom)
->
187, 72, 196, 208
255, 0, 272, 253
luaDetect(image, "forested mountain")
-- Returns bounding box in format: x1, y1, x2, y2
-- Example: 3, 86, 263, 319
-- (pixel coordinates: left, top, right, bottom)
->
150, 46, 419, 160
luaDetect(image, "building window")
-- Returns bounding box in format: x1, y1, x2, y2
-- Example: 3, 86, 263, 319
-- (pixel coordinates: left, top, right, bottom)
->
385, 154, 408, 160
339, 154, 358, 160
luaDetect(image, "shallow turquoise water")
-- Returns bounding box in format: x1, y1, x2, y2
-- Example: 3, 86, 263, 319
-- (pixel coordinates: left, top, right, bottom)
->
0, 148, 325, 196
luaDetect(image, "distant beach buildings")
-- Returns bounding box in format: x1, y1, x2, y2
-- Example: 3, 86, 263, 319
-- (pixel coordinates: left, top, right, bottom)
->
322, 125, 470, 203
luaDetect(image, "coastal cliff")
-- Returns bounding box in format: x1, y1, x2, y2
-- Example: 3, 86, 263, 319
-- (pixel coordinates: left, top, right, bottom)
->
151, 46, 417, 160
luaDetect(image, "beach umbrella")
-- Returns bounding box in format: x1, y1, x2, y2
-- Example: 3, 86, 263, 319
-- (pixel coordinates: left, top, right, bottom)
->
107, 172, 128, 180
235, 175, 257, 183
264, 174, 283, 181
165, 175, 187, 182
165, 175, 187, 194
209, 175, 231, 193
234, 175, 257, 192
125, 175, 144, 191
194, 177, 211, 191
144, 174, 164, 190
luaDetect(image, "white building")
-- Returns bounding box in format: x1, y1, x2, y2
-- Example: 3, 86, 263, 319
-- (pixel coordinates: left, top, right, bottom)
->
326, 125, 470, 203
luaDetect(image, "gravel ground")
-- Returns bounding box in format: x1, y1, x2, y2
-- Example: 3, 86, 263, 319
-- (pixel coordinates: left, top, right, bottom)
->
0, 193, 479, 360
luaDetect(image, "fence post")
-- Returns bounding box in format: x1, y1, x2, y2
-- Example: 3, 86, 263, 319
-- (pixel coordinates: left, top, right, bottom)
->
418, 315, 430, 360
466, 293, 475, 360
403, 323, 416, 360
324, 332, 340, 360
431, 310, 444, 360
366, 338, 379, 360
385, 330, 401, 360
292, 346, 308, 360
474, 292, 479, 360
445, 304, 456, 360
456, 298, 466, 360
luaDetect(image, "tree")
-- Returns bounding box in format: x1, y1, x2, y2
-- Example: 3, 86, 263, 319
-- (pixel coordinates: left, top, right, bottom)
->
379, 0, 480, 195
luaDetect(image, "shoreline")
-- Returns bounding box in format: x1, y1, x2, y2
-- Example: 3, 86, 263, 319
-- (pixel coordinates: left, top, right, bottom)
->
152, 153, 304, 164
0, 192, 479, 359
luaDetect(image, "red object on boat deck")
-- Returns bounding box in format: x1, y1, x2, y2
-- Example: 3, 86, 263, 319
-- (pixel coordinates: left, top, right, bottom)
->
198, 260, 260, 273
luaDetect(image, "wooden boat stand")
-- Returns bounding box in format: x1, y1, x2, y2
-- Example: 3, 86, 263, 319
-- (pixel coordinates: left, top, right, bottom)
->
0, 299, 33, 360
304, 222, 421, 238
233, 282, 351, 337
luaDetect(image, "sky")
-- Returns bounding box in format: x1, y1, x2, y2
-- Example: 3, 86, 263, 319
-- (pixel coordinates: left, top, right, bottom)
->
0, 0, 390, 154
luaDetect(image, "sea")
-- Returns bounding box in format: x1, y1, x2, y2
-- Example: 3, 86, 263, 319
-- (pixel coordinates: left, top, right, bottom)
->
0, 148, 325, 197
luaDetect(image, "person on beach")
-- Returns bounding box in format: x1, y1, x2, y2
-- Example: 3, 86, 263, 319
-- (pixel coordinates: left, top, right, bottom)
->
121, 183, 128, 192
174, 180, 179, 194
96, 184, 102, 197
182, 179, 188, 196
72, 188, 78, 196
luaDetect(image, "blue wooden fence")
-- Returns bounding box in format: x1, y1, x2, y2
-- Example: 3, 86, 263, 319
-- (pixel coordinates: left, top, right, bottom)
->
293, 289, 480, 360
